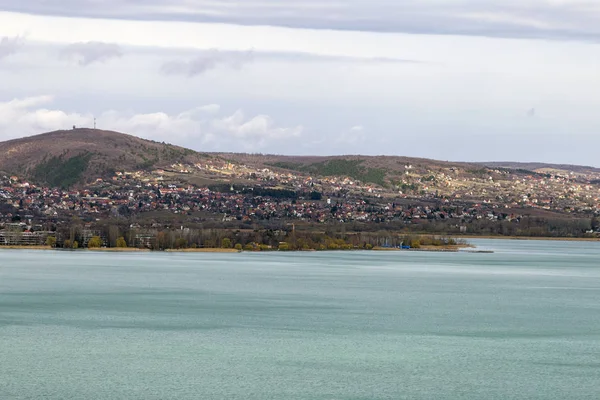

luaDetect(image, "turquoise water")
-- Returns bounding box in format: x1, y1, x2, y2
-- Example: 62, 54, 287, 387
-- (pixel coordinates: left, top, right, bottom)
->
1, 239, 600, 399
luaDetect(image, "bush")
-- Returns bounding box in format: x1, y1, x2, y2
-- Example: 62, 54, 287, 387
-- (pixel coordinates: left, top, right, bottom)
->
116, 237, 127, 248
87, 237, 101, 248
88, 236, 103, 248
46, 236, 57, 247
234, 243, 243, 251
221, 238, 232, 248
409, 238, 421, 248
278, 242, 290, 251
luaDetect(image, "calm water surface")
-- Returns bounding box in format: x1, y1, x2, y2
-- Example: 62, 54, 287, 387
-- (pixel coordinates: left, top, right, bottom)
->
1, 239, 600, 399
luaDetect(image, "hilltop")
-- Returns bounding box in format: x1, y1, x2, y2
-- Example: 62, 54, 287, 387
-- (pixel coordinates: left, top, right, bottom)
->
0, 129, 205, 188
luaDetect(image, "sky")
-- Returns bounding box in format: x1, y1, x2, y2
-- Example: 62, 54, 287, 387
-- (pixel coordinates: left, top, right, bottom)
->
1, 1, 600, 165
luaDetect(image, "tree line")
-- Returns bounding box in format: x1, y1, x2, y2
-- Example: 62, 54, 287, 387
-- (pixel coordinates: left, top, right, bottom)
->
48, 220, 463, 251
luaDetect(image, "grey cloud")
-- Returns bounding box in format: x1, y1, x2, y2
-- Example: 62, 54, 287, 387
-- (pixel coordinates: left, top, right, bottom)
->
60, 41, 123, 66
4, 1, 600, 41
159, 49, 420, 78
160, 49, 253, 77
0, 35, 25, 60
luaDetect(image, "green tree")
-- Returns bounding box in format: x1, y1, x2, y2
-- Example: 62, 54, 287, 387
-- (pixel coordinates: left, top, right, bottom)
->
221, 238, 232, 248
46, 236, 57, 248
234, 243, 243, 251
88, 236, 103, 248
72, 241, 79, 249
409, 238, 421, 248
116, 236, 127, 248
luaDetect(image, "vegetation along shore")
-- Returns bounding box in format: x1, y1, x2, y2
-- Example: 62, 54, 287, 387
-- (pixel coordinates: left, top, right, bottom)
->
1, 231, 469, 252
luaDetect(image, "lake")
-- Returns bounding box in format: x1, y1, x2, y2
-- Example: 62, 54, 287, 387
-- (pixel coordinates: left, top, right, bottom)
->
1, 239, 600, 399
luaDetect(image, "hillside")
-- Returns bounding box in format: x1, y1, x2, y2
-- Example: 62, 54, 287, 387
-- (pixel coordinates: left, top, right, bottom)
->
218, 153, 485, 186
2, 129, 600, 197
478, 161, 600, 175
0, 129, 205, 188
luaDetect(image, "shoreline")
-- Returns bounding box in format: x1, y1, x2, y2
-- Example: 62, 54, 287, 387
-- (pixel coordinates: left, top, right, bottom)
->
455, 235, 600, 242
88, 247, 150, 252
0, 245, 54, 250
164, 248, 240, 253
2, 235, 598, 253
373, 244, 472, 252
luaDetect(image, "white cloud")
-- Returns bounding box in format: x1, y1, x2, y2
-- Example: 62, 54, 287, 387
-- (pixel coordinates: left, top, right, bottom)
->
211, 110, 303, 141
0, 95, 89, 133
0, 96, 302, 152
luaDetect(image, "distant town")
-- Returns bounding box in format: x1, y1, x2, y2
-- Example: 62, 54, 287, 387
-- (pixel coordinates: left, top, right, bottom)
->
2, 154, 599, 249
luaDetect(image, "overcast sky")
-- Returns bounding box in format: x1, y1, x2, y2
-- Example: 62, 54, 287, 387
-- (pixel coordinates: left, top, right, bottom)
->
1, 1, 599, 165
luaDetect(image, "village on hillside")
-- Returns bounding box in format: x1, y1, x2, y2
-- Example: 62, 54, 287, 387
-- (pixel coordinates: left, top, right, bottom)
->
1, 157, 600, 247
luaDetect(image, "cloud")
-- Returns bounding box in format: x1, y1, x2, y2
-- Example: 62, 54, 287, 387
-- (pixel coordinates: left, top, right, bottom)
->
160, 49, 253, 77
59, 41, 123, 66
3, 1, 600, 41
338, 125, 366, 145
211, 110, 302, 141
0, 96, 302, 151
0, 35, 25, 60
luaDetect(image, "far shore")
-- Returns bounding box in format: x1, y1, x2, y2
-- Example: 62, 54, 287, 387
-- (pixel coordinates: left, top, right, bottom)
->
164, 248, 240, 253
455, 235, 600, 242
2, 235, 598, 253
0, 245, 54, 250
373, 244, 472, 252
88, 247, 150, 252
0, 246, 237, 253
1, 245, 467, 253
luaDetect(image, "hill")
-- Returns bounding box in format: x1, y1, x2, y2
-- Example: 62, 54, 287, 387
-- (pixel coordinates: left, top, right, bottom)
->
217, 153, 484, 186
2, 129, 600, 193
477, 161, 600, 175
0, 129, 205, 188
